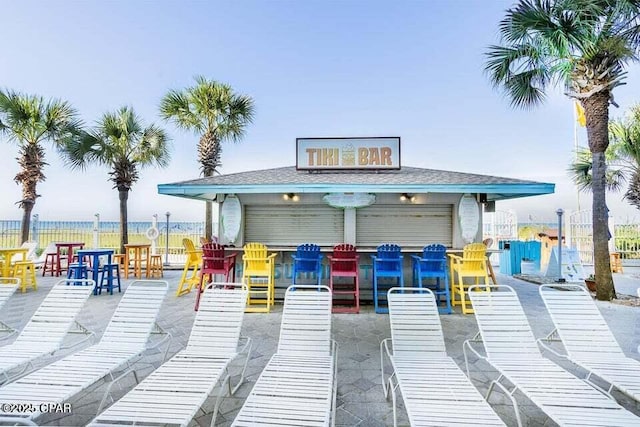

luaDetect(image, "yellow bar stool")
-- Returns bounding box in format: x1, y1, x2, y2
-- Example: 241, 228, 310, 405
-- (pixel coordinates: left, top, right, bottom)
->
176, 238, 202, 296
447, 243, 490, 314
12, 261, 37, 292
242, 242, 277, 313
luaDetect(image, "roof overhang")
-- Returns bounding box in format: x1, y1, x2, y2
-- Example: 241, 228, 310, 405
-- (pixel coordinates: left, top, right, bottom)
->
157, 182, 555, 202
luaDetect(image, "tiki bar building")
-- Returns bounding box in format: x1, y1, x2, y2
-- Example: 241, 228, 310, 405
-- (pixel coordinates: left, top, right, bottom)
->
158, 137, 554, 295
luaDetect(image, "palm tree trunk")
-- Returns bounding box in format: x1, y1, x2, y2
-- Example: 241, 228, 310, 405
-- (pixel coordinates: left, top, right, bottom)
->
204, 167, 213, 240
583, 93, 615, 300
20, 202, 34, 244
198, 131, 221, 241
119, 189, 129, 254
15, 143, 45, 244
205, 200, 213, 241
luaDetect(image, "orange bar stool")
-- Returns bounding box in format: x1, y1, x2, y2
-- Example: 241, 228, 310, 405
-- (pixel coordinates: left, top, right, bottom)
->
149, 255, 164, 278
610, 252, 623, 273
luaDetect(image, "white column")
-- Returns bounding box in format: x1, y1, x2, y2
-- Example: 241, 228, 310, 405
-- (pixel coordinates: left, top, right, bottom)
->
344, 208, 356, 245
151, 214, 158, 255
93, 214, 100, 248
566, 210, 573, 249
608, 213, 616, 252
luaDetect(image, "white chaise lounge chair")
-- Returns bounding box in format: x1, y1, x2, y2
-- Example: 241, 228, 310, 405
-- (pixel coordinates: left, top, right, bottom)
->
464, 284, 640, 427
381, 288, 505, 427
539, 283, 640, 402
0, 280, 169, 425
232, 285, 337, 427
0, 278, 20, 340
0, 279, 94, 385
90, 283, 251, 427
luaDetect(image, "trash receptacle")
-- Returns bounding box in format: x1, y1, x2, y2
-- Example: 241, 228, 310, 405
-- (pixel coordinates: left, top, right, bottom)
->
499, 240, 512, 274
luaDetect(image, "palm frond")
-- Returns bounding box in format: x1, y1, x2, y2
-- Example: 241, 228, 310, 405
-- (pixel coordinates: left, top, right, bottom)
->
136, 124, 171, 168
64, 106, 171, 188
487, 0, 640, 109
506, 69, 550, 108
0, 89, 82, 147
159, 89, 202, 132
160, 76, 255, 145
58, 130, 100, 170
214, 94, 255, 142
569, 146, 628, 192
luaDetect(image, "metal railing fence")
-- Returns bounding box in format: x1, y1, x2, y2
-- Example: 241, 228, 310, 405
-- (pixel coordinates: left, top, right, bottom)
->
0, 217, 206, 264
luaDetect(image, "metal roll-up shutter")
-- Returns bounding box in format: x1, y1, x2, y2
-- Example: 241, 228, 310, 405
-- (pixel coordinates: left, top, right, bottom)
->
356, 204, 453, 246
245, 205, 344, 246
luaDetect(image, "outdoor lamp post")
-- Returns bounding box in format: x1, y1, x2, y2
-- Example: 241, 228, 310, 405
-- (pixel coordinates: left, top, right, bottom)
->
164, 212, 171, 266
31, 213, 39, 243
556, 208, 565, 283
93, 213, 100, 248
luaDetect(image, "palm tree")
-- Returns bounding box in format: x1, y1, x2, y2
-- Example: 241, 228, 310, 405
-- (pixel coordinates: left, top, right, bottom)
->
160, 76, 255, 240
0, 89, 82, 243
570, 105, 640, 210
569, 145, 626, 193
485, 0, 640, 300
610, 105, 640, 209
62, 107, 170, 253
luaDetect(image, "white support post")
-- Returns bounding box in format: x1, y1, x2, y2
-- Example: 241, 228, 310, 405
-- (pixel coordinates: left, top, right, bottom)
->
344, 208, 356, 245
566, 210, 573, 250
608, 213, 616, 252
93, 213, 100, 248
151, 214, 158, 255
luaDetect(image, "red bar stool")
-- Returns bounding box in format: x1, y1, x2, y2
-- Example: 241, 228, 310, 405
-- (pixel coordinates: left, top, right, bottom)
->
194, 243, 237, 311
328, 243, 360, 313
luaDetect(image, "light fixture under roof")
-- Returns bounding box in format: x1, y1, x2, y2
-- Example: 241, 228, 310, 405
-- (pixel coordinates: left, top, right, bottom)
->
283, 193, 300, 202
400, 193, 416, 203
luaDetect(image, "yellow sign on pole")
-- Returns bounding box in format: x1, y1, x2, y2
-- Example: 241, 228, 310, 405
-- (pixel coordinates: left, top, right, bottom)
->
575, 101, 586, 127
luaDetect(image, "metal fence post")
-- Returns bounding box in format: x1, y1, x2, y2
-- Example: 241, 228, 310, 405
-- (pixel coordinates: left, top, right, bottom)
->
93, 213, 100, 248
31, 214, 39, 245
556, 208, 565, 283
164, 212, 171, 266
151, 214, 158, 255
608, 212, 616, 253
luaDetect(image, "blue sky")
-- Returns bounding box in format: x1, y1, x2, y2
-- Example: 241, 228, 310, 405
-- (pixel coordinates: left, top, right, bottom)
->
1, 0, 640, 225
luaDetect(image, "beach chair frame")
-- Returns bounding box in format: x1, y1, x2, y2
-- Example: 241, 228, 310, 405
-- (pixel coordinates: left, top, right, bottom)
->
0, 279, 95, 385
231, 285, 337, 427
0, 280, 170, 425
463, 284, 639, 427
0, 278, 20, 340
539, 283, 640, 402
381, 287, 505, 427
91, 283, 250, 427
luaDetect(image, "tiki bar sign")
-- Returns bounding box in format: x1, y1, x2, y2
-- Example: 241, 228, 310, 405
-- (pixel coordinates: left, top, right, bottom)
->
296, 137, 401, 170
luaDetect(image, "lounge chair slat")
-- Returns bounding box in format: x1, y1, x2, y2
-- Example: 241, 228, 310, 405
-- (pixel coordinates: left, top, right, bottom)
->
468, 284, 640, 426
90, 282, 248, 427
383, 288, 505, 427
0, 280, 168, 423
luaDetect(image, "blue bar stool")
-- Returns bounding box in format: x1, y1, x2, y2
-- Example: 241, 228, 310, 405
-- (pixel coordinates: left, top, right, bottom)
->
67, 262, 89, 288
371, 243, 404, 314
411, 244, 452, 314
99, 263, 121, 295
67, 263, 88, 279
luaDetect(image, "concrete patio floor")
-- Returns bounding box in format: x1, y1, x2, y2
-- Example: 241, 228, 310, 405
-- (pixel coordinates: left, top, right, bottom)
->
2, 270, 639, 426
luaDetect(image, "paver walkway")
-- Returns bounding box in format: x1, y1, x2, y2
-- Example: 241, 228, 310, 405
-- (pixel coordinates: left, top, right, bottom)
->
0, 271, 638, 426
